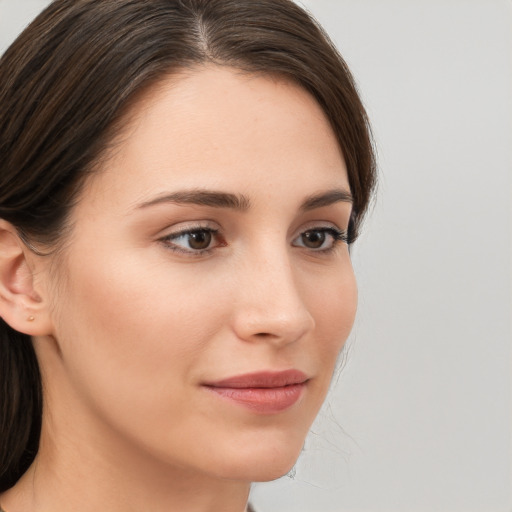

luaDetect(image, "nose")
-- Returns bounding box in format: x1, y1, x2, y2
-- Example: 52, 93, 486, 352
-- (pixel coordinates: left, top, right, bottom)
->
230, 250, 315, 346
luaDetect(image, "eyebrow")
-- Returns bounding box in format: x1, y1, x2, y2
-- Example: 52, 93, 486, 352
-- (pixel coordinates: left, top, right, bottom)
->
137, 189, 251, 211
136, 187, 352, 212
300, 189, 353, 211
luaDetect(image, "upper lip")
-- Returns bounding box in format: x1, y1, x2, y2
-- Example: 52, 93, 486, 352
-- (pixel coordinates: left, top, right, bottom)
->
203, 369, 309, 389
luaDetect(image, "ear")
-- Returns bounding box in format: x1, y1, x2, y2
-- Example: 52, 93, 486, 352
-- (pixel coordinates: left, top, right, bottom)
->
0, 219, 53, 336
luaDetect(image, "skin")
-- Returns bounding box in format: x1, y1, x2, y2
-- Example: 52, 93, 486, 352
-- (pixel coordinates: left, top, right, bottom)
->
0, 65, 357, 512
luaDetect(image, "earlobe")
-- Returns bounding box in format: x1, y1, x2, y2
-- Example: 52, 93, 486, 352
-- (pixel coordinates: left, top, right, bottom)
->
0, 220, 53, 336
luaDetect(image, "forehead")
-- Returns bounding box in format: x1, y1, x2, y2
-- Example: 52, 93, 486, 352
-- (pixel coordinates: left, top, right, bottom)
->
83, 65, 349, 209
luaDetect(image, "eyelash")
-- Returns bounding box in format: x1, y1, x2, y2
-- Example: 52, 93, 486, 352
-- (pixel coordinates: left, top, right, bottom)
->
160, 225, 348, 256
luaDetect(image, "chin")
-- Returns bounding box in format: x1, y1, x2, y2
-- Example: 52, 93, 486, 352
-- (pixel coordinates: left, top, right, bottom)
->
211, 434, 305, 483
248, 458, 299, 483
220, 457, 300, 483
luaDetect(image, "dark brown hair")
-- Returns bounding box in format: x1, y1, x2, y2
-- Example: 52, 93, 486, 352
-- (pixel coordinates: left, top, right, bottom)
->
0, 0, 376, 491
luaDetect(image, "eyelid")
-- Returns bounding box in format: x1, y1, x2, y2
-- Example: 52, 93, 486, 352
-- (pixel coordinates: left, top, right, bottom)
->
294, 220, 347, 238
156, 219, 221, 241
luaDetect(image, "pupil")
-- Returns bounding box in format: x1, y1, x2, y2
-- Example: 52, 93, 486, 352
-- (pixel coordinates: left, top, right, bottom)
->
303, 231, 325, 248
189, 231, 212, 250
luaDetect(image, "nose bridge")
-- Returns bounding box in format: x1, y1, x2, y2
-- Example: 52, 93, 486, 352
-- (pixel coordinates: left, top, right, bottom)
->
232, 244, 315, 344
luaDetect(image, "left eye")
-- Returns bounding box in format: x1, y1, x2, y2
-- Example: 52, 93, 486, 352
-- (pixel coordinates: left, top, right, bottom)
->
292, 228, 347, 251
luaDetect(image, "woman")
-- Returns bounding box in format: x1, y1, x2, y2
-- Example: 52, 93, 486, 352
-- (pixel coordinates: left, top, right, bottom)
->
0, 1, 376, 511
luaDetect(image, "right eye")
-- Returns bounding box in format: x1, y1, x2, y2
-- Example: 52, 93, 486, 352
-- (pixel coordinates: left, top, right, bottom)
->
160, 227, 223, 255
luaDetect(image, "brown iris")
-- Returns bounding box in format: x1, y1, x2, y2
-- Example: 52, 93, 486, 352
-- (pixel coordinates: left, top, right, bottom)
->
301, 230, 326, 249
188, 230, 212, 250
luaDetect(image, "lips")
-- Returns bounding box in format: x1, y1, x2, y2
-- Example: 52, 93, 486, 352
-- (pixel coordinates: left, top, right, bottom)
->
202, 370, 309, 414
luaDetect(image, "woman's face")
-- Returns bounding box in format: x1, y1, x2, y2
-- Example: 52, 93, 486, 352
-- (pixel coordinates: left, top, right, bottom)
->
39, 66, 357, 482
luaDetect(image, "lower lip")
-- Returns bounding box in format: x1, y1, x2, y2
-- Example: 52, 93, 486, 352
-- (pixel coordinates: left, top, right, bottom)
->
204, 383, 306, 414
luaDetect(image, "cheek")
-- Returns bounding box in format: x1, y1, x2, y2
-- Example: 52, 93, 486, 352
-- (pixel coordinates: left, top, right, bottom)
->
51, 250, 226, 420
306, 262, 357, 378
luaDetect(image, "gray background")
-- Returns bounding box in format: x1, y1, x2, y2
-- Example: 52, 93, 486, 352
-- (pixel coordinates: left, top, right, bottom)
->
1, 1, 511, 511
